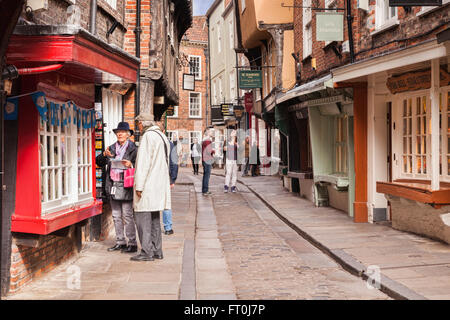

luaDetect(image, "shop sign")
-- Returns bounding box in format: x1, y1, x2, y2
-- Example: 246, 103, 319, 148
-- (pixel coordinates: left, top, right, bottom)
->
239, 70, 262, 89
386, 68, 450, 94
316, 13, 344, 42
389, 1, 442, 6
221, 103, 234, 117
183, 73, 195, 91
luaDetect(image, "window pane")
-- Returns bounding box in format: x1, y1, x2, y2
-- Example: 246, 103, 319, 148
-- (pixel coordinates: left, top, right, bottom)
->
54, 136, 59, 166
47, 136, 53, 166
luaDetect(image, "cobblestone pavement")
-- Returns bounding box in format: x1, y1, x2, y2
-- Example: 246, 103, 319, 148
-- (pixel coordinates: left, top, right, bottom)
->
198, 173, 389, 300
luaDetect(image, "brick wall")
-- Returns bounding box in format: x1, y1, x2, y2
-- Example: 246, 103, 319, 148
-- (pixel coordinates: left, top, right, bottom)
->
166, 16, 208, 162
26, 0, 127, 48
293, 0, 450, 84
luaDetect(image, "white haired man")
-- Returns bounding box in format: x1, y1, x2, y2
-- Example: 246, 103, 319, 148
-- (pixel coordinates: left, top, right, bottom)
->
131, 113, 171, 261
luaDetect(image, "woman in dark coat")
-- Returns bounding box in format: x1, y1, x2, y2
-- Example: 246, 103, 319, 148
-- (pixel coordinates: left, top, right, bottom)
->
96, 122, 138, 253
190, 137, 202, 175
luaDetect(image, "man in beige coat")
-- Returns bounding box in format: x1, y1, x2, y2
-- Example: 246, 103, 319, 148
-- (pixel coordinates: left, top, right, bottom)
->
131, 113, 171, 262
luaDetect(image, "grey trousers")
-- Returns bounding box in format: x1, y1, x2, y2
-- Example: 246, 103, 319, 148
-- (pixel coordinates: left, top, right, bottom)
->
110, 199, 137, 246
134, 211, 162, 257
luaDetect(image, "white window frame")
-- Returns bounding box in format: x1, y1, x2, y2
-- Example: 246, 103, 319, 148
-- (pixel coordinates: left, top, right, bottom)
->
334, 116, 348, 174
418, 0, 450, 16
39, 99, 93, 215
189, 131, 202, 149
230, 69, 236, 101
104, 0, 117, 10
393, 87, 450, 182
375, 0, 398, 30
189, 55, 202, 80
217, 21, 222, 53
167, 105, 178, 118
303, 0, 312, 59
102, 89, 123, 148
189, 92, 202, 118
167, 130, 179, 142
218, 76, 223, 103
229, 19, 235, 49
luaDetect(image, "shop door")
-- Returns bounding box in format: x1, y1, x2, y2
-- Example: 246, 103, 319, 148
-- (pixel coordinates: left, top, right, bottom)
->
387, 102, 393, 182
102, 89, 123, 147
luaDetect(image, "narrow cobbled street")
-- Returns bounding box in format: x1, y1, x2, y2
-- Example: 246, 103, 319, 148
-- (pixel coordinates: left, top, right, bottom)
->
6, 169, 388, 300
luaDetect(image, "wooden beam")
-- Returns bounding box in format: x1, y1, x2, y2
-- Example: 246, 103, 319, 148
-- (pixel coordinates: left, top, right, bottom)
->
430, 59, 440, 191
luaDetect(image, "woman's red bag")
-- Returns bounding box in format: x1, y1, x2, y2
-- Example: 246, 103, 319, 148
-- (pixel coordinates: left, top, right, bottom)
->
124, 168, 135, 188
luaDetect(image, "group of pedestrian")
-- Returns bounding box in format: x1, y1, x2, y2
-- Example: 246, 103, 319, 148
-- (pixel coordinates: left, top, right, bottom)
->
190, 128, 261, 196
95, 113, 178, 262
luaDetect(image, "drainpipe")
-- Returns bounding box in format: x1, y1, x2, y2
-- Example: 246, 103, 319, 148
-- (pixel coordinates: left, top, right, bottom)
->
206, 17, 212, 128
90, 0, 97, 35
346, 0, 355, 63
135, 0, 142, 141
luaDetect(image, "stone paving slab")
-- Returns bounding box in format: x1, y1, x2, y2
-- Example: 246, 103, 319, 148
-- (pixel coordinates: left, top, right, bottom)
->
215, 170, 450, 300
6, 183, 195, 300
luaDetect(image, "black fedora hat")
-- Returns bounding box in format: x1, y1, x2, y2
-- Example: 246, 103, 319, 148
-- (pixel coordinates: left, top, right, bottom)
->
113, 122, 134, 136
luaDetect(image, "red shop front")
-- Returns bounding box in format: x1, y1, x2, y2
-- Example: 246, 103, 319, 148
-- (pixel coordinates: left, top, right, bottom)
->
6, 27, 139, 235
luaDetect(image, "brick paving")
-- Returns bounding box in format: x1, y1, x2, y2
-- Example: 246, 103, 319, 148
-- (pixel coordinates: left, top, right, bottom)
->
213, 169, 450, 300
201, 173, 388, 300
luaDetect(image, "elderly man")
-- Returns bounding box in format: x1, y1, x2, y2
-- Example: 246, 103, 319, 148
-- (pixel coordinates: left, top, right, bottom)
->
131, 113, 171, 261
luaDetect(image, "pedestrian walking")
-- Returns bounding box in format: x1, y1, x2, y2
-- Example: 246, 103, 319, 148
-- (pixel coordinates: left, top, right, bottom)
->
132, 113, 171, 261
162, 128, 179, 235
250, 141, 261, 177
223, 130, 238, 193
190, 137, 201, 175
242, 136, 250, 176
95, 122, 138, 253
202, 128, 215, 195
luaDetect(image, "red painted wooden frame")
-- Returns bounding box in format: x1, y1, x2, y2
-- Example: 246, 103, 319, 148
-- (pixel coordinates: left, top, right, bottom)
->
7, 34, 138, 83
12, 75, 100, 235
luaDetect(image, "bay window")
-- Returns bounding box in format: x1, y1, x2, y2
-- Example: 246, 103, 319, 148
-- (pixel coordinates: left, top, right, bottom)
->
39, 99, 93, 215
396, 88, 450, 182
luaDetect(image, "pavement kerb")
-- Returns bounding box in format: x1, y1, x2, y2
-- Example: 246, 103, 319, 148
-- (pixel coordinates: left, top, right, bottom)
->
210, 171, 428, 301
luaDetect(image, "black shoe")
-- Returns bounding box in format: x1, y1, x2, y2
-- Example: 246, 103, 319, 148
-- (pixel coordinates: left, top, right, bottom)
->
107, 244, 127, 252
130, 254, 154, 261
153, 254, 164, 260
121, 245, 138, 253
165, 229, 174, 235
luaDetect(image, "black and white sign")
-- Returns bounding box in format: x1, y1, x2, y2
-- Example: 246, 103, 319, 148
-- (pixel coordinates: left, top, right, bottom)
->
389, 0, 442, 6
183, 73, 195, 91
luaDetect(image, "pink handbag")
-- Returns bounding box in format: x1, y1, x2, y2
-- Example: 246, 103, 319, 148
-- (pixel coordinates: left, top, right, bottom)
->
124, 168, 135, 188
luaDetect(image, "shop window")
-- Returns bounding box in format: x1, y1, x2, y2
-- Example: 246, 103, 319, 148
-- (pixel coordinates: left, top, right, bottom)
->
398, 90, 450, 182
39, 101, 93, 214
415, 97, 427, 175
335, 116, 348, 174
402, 98, 413, 175
189, 92, 202, 118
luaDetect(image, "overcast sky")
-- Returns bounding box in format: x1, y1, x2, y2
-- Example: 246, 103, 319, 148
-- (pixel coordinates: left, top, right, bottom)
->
193, 0, 215, 16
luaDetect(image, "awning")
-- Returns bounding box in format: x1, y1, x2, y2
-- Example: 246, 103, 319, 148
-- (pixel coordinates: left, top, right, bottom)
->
331, 39, 447, 83
7, 25, 140, 84
276, 74, 333, 105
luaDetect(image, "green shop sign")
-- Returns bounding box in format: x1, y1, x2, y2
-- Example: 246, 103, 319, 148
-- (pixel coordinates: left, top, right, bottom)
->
239, 70, 263, 89
316, 12, 344, 42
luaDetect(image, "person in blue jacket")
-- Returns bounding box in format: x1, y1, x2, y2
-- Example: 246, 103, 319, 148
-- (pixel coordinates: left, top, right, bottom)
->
162, 134, 179, 235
